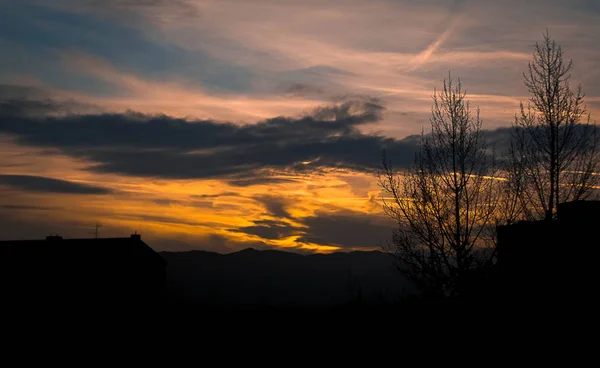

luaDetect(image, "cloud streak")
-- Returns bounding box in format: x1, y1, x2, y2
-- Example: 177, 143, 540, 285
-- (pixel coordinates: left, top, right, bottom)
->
0, 175, 114, 194
407, 15, 461, 72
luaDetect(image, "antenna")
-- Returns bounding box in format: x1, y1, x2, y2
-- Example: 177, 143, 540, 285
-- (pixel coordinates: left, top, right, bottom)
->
93, 223, 102, 239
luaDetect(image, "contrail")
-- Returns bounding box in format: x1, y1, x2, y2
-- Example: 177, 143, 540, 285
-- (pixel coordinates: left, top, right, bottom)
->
407, 16, 462, 72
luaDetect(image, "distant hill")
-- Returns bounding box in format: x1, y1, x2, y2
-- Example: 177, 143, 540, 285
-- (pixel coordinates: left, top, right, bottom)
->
160, 248, 417, 308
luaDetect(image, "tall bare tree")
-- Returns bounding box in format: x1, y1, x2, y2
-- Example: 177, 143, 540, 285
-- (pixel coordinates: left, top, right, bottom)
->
379, 77, 501, 298
510, 32, 599, 221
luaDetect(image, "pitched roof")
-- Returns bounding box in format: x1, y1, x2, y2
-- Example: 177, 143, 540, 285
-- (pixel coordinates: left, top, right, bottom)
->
0, 234, 166, 265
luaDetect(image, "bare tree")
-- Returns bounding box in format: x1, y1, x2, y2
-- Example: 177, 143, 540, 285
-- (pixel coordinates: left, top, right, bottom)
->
379, 76, 502, 298
510, 32, 599, 221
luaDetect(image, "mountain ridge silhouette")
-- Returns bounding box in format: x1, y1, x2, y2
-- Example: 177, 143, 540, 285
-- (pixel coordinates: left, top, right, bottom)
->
160, 248, 417, 308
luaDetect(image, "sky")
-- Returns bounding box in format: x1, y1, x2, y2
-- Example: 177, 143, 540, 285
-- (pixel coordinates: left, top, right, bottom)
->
1, 0, 599, 253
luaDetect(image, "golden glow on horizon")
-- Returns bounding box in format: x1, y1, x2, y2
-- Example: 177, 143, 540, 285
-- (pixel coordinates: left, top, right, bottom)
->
0, 140, 390, 252
2, 134, 599, 252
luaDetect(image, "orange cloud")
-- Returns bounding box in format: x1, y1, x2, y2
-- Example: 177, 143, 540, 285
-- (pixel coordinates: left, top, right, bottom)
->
0, 137, 390, 252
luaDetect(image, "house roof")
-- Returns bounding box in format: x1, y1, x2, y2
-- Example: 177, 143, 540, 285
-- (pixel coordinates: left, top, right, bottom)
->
0, 234, 166, 265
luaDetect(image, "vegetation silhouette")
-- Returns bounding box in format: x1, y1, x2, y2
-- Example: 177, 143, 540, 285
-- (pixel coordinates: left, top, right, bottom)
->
379, 32, 599, 304
379, 75, 506, 300
508, 32, 599, 221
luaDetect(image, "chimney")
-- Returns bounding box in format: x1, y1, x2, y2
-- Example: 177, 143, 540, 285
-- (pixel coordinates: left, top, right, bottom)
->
46, 235, 63, 241
131, 232, 141, 241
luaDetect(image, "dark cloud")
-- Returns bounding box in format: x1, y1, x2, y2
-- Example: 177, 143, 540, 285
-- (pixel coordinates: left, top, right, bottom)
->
236, 220, 299, 240
297, 212, 396, 248
0, 204, 61, 211
483, 127, 513, 155
283, 83, 324, 97
0, 85, 46, 100
0, 85, 103, 116
150, 198, 182, 206
232, 212, 396, 249
481, 125, 600, 159
0, 98, 58, 117
274, 65, 354, 92
227, 176, 299, 187
0, 97, 423, 181
0, 98, 380, 148
4, 94, 591, 185
88, 0, 201, 18
191, 192, 239, 199
113, 213, 204, 227
255, 196, 291, 219
0, 215, 88, 242
0, 175, 114, 194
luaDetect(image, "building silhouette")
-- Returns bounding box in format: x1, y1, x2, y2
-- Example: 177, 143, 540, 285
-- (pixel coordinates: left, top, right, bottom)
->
496, 200, 600, 303
1, 233, 166, 307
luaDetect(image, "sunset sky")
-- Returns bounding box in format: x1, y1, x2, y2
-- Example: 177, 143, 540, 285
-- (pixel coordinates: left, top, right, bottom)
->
1, 0, 599, 253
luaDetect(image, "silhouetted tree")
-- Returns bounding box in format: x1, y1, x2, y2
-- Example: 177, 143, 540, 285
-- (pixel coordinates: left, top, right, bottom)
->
379, 76, 502, 299
509, 32, 599, 220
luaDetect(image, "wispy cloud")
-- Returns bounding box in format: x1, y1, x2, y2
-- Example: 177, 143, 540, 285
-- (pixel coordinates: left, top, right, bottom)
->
407, 15, 462, 72
0, 175, 114, 194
